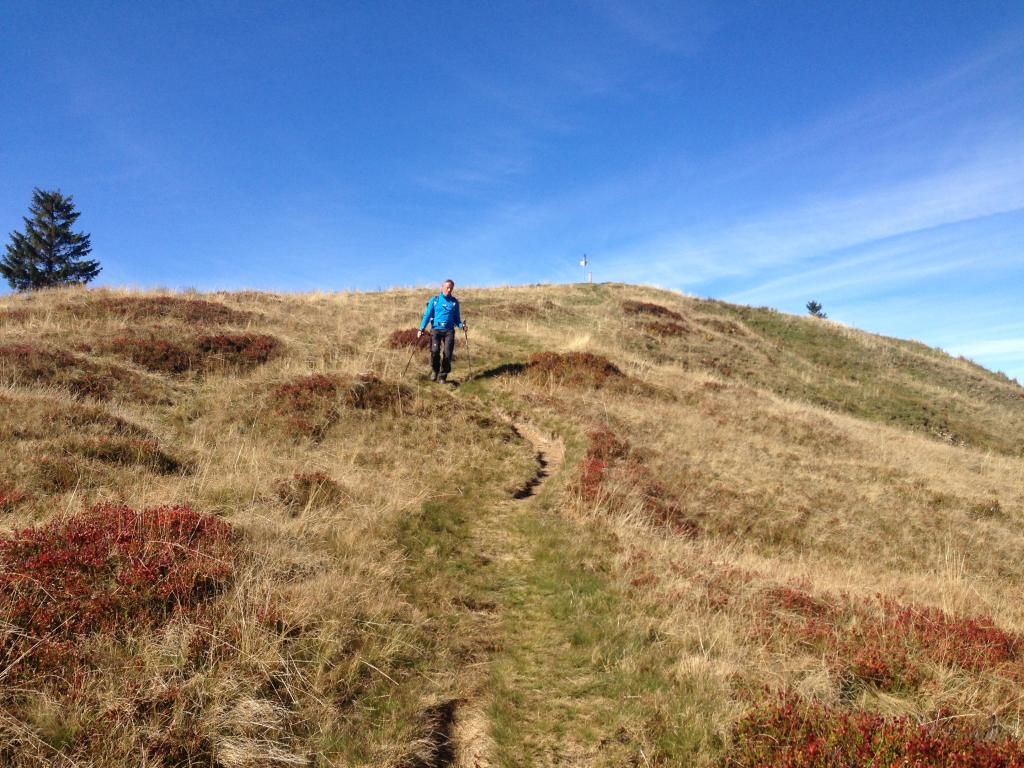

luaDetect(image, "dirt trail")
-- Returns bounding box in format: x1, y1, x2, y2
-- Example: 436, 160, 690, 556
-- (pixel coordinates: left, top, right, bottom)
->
510, 421, 565, 499
439, 408, 662, 765
446, 420, 565, 767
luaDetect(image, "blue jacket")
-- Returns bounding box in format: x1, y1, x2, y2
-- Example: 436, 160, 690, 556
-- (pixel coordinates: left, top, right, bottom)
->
420, 293, 464, 332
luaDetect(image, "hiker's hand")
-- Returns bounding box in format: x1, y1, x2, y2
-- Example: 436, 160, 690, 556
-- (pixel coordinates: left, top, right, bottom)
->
462, 322, 469, 331
416, 329, 423, 339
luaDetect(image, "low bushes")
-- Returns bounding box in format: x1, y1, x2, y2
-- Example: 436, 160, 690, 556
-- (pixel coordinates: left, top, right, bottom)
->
0, 343, 156, 401
268, 373, 412, 439
30, 455, 88, 492
77, 295, 254, 325
0, 308, 31, 324
70, 436, 188, 474
1, 397, 155, 442
110, 333, 281, 375
729, 693, 1024, 767
700, 317, 745, 335
756, 585, 1021, 691
195, 333, 280, 367
112, 336, 193, 373
388, 328, 430, 349
644, 320, 690, 337
526, 351, 624, 389
577, 427, 699, 536
0, 487, 27, 512
0, 504, 236, 681
271, 374, 343, 439
347, 373, 411, 411
622, 300, 684, 321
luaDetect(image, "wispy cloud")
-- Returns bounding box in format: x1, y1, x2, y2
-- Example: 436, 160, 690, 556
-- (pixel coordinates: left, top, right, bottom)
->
587, 0, 723, 56
413, 143, 532, 196
950, 338, 1024, 358
605, 133, 1024, 283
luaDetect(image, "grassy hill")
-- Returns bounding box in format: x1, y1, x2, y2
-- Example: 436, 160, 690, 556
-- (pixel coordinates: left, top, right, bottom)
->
1, 283, 1023, 767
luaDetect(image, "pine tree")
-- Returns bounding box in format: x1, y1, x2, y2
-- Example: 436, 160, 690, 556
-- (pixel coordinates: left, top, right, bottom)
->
806, 300, 827, 319
2, 188, 100, 290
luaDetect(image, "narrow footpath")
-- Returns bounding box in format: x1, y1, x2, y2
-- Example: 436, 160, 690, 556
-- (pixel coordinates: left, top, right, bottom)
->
453, 420, 665, 766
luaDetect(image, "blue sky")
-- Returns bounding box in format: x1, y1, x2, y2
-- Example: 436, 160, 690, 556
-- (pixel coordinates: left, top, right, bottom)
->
3, 2, 1023, 381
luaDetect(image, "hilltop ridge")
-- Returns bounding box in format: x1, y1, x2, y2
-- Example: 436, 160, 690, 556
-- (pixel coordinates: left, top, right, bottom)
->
1, 283, 1023, 766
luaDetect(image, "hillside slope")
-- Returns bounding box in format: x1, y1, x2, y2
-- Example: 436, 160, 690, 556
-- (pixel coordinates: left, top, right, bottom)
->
1, 283, 1023, 767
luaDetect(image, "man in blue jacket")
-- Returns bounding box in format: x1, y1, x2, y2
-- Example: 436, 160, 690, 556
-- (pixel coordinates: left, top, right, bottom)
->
416, 278, 468, 383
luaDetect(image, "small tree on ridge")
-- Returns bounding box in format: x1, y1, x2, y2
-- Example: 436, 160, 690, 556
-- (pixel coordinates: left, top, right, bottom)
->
2, 188, 100, 291
806, 300, 827, 319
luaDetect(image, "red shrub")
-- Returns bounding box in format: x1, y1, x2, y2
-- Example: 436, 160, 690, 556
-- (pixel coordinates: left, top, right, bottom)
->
763, 586, 836, 620
0, 504, 235, 678
343, 374, 410, 412
644, 320, 690, 337
757, 587, 1021, 691
881, 598, 1019, 672
587, 428, 631, 463
109, 333, 281, 375
194, 333, 281, 369
579, 428, 629, 500
90, 296, 254, 324
0, 308, 31, 323
630, 573, 658, 588
72, 436, 186, 474
111, 336, 193, 373
526, 351, 624, 389
388, 328, 430, 349
0, 488, 27, 512
492, 301, 543, 317
0, 343, 143, 400
271, 374, 343, 439
699, 354, 735, 377
622, 300, 684, 321
729, 693, 1024, 767
579, 457, 609, 501
577, 427, 700, 536
269, 373, 410, 439
644, 496, 700, 538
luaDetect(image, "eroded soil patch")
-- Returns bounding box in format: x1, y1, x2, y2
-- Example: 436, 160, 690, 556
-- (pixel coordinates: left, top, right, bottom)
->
510, 421, 564, 500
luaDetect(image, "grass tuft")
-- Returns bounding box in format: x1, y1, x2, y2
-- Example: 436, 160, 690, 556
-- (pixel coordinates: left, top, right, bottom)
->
274, 472, 350, 513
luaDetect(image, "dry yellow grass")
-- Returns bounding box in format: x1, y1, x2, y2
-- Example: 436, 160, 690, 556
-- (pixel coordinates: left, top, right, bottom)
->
1, 283, 1023, 766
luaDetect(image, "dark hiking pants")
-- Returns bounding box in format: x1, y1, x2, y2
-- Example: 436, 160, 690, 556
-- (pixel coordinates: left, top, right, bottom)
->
430, 329, 456, 378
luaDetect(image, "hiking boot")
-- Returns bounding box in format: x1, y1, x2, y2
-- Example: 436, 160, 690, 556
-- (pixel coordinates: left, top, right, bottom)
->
429, 371, 438, 381
437, 375, 447, 384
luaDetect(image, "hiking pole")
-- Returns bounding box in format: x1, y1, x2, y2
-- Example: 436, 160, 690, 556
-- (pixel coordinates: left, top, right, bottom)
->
463, 327, 472, 380
402, 336, 422, 378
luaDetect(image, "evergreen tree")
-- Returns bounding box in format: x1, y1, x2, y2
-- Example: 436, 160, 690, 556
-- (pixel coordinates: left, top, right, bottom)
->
806, 300, 827, 319
2, 188, 100, 290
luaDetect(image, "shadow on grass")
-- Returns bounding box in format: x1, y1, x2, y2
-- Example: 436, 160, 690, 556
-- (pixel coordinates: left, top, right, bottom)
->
470, 362, 526, 381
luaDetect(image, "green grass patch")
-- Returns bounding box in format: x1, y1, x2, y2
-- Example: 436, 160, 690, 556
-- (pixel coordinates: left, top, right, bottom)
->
486, 500, 724, 765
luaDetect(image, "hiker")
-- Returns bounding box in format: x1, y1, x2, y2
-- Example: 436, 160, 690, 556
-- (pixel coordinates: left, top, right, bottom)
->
417, 278, 467, 383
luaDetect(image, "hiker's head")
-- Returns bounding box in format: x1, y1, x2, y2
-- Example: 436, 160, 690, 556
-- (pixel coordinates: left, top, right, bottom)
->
441, 279, 455, 296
